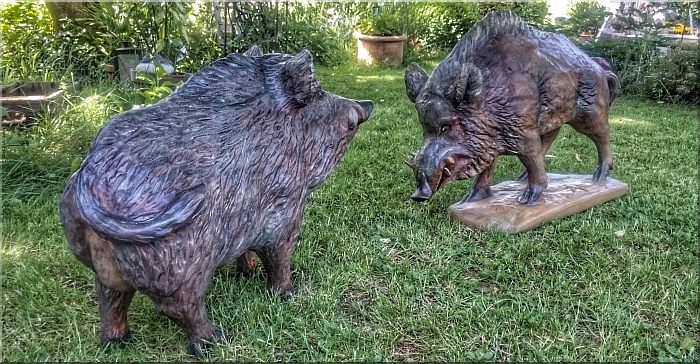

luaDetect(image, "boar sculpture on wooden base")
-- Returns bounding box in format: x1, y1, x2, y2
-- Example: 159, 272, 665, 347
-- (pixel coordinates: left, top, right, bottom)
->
405, 10, 620, 205
60, 46, 373, 357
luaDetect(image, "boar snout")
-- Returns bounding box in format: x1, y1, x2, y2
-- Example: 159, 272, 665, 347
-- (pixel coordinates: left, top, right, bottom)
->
411, 170, 433, 202
356, 100, 373, 122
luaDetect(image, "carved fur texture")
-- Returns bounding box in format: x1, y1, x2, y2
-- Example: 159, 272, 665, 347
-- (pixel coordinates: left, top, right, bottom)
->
405, 10, 620, 205
60, 47, 373, 357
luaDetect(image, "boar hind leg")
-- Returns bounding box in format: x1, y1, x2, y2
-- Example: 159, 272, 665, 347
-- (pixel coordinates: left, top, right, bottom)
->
569, 114, 613, 181
96, 278, 135, 346
257, 244, 295, 299
461, 158, 498, 203
152, 291, 223, 358
236, 250, 258, 277
516, 128, 561, 182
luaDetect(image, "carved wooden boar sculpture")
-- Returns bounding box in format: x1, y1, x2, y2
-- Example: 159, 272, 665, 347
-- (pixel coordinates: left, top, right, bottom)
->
405, 10, 620, 205
60, 47, 372, 356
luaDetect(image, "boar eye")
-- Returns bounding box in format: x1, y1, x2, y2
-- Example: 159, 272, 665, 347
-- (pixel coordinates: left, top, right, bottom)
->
348, 108, 358, 130
440, 125, 450, 134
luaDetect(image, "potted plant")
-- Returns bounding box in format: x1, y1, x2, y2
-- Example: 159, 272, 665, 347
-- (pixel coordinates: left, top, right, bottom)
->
566, 1, 611, 40
353, 10, 407, 67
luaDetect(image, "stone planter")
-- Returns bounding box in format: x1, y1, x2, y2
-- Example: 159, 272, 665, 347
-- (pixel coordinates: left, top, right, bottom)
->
354, 32, 407, 67
1, 81, 80, 121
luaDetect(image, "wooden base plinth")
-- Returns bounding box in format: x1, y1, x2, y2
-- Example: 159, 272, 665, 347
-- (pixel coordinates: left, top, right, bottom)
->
448, 174, 628, 234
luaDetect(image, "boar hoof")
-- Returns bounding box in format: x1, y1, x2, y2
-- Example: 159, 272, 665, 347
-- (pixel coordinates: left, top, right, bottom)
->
518, 185, 544, 205
100, 328, 134, 351
188, 329, 226, 358
461, 186, 493, 203
267, 286, 295, 300
592, 165, 610, 182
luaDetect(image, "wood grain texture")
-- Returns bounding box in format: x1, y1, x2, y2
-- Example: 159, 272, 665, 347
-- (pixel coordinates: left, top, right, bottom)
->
448, 174, 628, 233
60, 47, 373, 357
404, 10, 620, 205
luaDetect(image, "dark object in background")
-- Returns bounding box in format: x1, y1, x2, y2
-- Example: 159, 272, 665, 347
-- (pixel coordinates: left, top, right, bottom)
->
60, 46, 373, 357
405, 10, 619, 205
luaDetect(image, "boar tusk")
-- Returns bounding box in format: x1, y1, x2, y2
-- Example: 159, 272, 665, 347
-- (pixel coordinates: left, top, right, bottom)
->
404, 160, 415, 169
445, 156, 455, 165
443, 168, 452, 177
410, 152, 417, 158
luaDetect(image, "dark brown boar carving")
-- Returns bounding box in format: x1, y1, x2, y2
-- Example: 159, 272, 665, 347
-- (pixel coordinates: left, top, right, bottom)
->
60, 46, 373, 357
405, 10, 620, 205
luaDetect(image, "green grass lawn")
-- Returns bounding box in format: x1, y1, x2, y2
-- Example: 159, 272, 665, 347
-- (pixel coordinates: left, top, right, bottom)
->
2, 61, 698, 362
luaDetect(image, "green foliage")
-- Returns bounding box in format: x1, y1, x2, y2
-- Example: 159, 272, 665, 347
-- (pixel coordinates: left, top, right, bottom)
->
576, 37, 699, 105
645, 43, 699, 105
415, 2, 481, 51
225, 2, 348, 67
563, 1, 612, 36
134, 62, 178, 107
356, 11, 402, 36
478, 1, 550, 28
1, 2, 56, 82
396, 2, 549, 54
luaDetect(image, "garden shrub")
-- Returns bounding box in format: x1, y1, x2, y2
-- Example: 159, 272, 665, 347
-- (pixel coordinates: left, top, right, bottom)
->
559, 1, 612, 37
226, 2, 348, 67
417, 2, 482, 51
645, 43, 699, 105
408, 2, 549, 53
577, 38, 699, 105
0, 2, 104, 82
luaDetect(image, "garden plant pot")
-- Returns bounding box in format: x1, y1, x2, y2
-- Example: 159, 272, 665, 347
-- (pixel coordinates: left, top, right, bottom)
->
354, 32, 407, 67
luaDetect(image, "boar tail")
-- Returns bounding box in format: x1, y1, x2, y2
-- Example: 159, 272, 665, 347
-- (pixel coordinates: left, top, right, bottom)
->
592, 57, 620, 106
73, 153, 206, 244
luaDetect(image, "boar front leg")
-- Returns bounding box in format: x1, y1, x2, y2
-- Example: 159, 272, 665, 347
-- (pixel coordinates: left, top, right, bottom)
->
516, 128, 560, 182
461, 158, 498, 203
256, 225, 301, 299
516, 131, 548, 205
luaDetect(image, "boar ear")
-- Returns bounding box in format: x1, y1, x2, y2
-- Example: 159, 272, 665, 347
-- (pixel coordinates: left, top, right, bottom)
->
280, 50, 322, 106
447, 62, 482, 106
243, 45, 262, 56
405, 63, 428, 103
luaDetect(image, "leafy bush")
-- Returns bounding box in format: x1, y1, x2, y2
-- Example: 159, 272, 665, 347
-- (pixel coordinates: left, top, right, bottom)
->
356, 11, 402, 36
0, 2, 95, 82
416, 2, 481, 51
645, 43, 699, 104
478, 1, 550, 28
562, 1, 612, 36
576, 38, 699, 105
400, 2, 549, 54
226, 2, 348, 66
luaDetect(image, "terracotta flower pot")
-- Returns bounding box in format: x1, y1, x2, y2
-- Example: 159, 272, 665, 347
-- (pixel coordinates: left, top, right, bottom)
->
354, 32, 407, 67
